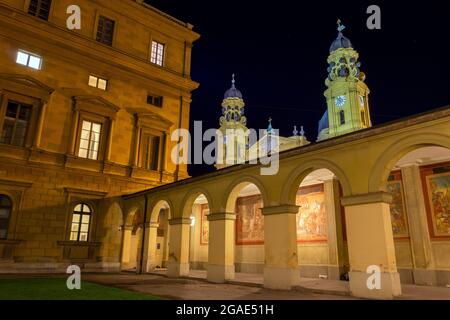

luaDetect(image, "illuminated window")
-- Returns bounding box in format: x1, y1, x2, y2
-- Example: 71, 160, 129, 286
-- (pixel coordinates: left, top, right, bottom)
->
140, 134, 160, 171
96, 16, 115, 46
70, 204, 91, 242
88, 75, 108, 90
339, 110, 345, 125
78, 120, 102, 160
147, 95, 163, 107
28, 0, 52, 21
16, 50, 42, 70
151, 41, 165, 66
0, 195, 12, 240
0, 101, 32, 147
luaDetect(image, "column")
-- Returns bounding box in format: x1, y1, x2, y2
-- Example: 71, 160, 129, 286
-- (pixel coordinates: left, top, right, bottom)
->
121, 226, 133, 265
324, 178, 347, 280
33, 101, 47, 148
167, 218, 190, 278
67, 105, 80, 155
141, 222, 159, 273
207, 212, 236, 283
262, 205, 300, 290
401, 164, 436, 285
342, 192, 402, 299
104, 118, 115, 162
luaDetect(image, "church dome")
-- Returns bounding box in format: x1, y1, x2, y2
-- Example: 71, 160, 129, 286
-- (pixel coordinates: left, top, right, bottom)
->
224, 74, 243, 99
224, 87, 243, 99
330, 32, 353, 53
329, 20, 353, 53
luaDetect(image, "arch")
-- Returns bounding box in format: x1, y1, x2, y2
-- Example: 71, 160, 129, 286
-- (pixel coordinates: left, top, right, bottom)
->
224, 175, 268, 212
180, 187, 214, 218
124, 200, 145, 226
368, 132, 450, 192
149, 198, 174, 223
282, 158, 352, 204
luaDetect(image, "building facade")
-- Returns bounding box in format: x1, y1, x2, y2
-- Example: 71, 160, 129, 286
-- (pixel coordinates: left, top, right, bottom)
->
0, 0, 199, 272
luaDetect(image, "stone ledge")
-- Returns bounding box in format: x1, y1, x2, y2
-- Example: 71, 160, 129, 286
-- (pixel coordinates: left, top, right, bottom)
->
341, 191, 392, 207
261, 204, 299, 216
207, 212, 236, 221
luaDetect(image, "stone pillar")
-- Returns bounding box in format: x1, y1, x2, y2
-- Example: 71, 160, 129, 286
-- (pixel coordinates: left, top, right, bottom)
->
142, 222, 159, 273
400, 164, 436, 285
167, 218, 191, 278
207, 212, 236, 283
104, 118, 115, 162
33, 101, 47, 148
324, 178, 347, 280
262, 205, 300, 290
342, 192, 402, 299
121, 226, 133, 264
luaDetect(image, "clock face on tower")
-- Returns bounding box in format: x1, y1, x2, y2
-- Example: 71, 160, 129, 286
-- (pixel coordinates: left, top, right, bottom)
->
335, 95, 346, 107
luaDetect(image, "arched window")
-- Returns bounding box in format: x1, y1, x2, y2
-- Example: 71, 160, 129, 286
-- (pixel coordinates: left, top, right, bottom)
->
339, 110, 346, 125
0, 195, 12, 240
70, 204, 91, 242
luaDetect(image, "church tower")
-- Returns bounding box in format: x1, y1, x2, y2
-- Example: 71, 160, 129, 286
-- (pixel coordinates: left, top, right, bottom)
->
318, 20, 372, 141
216, 74, 249, 169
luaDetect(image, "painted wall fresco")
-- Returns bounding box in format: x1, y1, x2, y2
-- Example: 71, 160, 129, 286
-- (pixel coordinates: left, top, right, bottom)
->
200, 204, 209, 245
425, 171, 450, 237
236, 195, 264, 244
296, 184, 327, 242
386, 172, 409, 238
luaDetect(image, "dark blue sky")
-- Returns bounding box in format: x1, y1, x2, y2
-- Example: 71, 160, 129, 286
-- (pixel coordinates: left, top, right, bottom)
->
146, 0, 450, 176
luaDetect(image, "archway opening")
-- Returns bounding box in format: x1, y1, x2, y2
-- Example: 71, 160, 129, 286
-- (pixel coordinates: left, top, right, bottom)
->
382, 146, 450, 286
294, 168, 349, 281
149, 200, 171, 270
226, 182, 265, 274
121, 208, 143, 272
188, 194, 210, 271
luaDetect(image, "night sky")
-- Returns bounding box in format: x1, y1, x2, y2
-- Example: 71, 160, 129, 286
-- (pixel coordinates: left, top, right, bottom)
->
146, 0, 450, 177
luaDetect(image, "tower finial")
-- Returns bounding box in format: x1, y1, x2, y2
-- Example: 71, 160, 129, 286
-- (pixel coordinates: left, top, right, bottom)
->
337, 19, 346, 33
300, 125, 305, 137
293, 125, 298, 136
231, 73, 236, 88
267, 117, 273, 134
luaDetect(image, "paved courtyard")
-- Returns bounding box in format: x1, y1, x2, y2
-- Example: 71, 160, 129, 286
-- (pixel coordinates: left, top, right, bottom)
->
1, 272, 449, 300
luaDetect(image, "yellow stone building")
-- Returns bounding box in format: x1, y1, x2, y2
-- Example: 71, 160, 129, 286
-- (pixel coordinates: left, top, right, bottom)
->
0, 0, 199, 272
0, 1, 449, 302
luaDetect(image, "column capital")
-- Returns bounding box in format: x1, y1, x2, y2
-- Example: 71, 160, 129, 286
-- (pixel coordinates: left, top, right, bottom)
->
261, 204, 299, 216
341, 191, 392, 207
168, 218, 191, 225
123, 225, 133, 231
144, 222, 159, 228
207, 212, 236, 221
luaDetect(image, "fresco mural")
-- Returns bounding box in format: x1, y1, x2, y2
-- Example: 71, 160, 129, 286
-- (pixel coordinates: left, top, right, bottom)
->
296, 184, 327, 242
200, 204, 209, 245
387, 178, 409, 238
425, 172, 450, 237
236, 195, 264, 244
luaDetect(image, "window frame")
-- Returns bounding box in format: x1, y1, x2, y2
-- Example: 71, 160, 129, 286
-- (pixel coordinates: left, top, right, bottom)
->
139, 130, 162, 171
0, 92, 40, 149
95, 14, 116, 47
69, 203, 92, 242
0, 195, 12, 240
16, 50, 43, 70
339, 110, 346, 125
27, 0, 53, 21
146, 94, 163, 108
75, 113, 107, 162
88, 75, 108, 91
150, 40, 165, 67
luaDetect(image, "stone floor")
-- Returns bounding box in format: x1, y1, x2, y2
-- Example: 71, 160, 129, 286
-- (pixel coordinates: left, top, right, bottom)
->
2, 271, 450, 300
